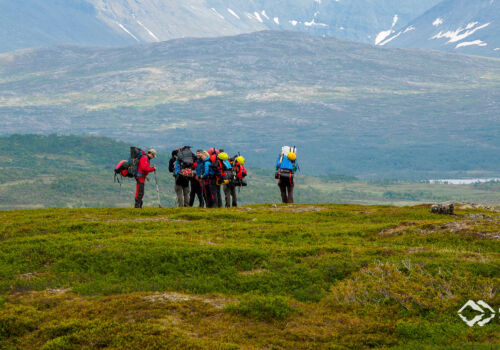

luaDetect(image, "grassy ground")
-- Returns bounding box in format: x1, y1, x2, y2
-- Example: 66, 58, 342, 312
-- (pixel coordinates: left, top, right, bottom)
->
0, 204, 499, 349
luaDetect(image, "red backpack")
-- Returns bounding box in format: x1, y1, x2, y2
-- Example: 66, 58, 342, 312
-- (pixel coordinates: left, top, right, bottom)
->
235, 162, 247, 179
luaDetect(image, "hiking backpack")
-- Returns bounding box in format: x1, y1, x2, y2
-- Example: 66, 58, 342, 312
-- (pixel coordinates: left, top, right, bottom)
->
276, 146, 297, 179
114, 146, 145, 179
177, 147, 194, 170
114, 160, 132, 178
128, 146, 146, 177
279, 145, 297, 164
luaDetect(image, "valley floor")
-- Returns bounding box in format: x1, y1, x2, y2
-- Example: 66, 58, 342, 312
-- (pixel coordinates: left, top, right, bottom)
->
0, 204, 498, 349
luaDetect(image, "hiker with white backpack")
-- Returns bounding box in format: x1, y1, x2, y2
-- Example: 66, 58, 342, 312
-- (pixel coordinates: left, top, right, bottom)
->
276, 146, 298, 204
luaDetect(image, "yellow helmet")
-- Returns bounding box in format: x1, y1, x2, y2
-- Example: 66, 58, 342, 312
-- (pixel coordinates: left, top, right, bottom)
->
287, 152, 297, 161
236, 156, 245, 165
218, 152, 229, 161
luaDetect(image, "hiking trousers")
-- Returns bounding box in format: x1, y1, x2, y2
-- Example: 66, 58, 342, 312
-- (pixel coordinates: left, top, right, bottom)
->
175, 184, 190, 207
216, 185, 223, 208
135, 179, 145, 208
278, 177, 294, 204
205, 180, 221, 208
189, 178, 204, 207
223, 184, 237, 207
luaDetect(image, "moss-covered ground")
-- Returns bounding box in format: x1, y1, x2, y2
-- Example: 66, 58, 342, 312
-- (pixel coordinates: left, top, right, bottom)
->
0, 204, 498, 349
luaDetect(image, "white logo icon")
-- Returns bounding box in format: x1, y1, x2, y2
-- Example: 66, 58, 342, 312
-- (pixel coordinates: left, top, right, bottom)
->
458, 300, 496, 327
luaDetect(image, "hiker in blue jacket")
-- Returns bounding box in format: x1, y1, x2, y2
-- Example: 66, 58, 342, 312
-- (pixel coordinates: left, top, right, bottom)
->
276, 151, 298, 203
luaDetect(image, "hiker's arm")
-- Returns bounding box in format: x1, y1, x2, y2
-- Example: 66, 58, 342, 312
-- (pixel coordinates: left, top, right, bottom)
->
275, 155, 281, 170
174, 161, 180, 175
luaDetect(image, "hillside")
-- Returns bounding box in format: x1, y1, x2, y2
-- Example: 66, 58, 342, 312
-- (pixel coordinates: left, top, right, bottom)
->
0, 0, 441, 52
1, 31, 499, 178
0, 205, 498, 348
383, 0, 500, 58
1, 134, 500, 210
0, 0, 134, 53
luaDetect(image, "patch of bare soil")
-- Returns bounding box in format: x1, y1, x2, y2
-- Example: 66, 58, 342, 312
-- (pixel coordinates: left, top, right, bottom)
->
379, 222, 418, 236
144, 292, 234, 309
239, 268, 268, 276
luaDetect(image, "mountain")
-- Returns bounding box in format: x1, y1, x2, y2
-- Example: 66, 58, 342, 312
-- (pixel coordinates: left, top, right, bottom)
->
0, 0, 441, 53
381, 0, 500, 58
0, 0, 135, 52
1, 31, 499, 179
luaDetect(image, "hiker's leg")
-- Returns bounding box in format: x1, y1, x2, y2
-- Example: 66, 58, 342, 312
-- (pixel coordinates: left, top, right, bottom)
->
231, 186, 237, 207
208, 181, 218, 208
135, 180, 144, 208
174, 184, 184, 207
288, 181, 294, 204
279, 182, 288, 203
196, 182, 204, 207
183, 185, 190, 207
216, 185, 223, 208
189, 179, 196, 207
223, 185, 231, 208
201, 181, 208, 207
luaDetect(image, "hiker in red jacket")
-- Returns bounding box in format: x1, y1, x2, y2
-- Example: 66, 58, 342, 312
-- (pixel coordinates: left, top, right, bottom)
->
135, 149, 157, 208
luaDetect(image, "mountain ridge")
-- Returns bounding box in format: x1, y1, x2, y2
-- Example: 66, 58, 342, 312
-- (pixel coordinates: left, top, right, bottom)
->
382, 0, 500, 57
0, 0, 441, 53
1, 31, 499, 178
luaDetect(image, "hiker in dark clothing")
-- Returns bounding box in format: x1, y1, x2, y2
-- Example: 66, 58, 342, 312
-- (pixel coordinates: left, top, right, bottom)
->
135, 149, 157, 208
171, 146, 196, 207
189, 149, 205, 207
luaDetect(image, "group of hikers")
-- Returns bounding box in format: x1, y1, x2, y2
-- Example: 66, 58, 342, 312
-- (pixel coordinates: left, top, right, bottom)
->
114, 145, 298, 208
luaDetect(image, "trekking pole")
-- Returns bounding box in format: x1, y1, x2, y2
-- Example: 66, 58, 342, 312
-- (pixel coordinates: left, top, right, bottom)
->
154, 171, 162, 208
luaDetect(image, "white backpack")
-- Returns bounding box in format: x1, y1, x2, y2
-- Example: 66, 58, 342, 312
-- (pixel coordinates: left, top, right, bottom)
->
279, 145, 297, 163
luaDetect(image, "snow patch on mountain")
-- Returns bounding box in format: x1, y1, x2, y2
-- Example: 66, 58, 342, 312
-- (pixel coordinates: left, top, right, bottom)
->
290, 20, 298, 26
274, 17, 280, 25
136, 20, 159, 42
116, 23, 139, 42
305, 19, 328, 27
261, 10, 270, 20
375, 14, 398, 45
254, 12, 264, 23
433, 18, 443, 27
431, 22, 491, 43
211, 8, 225, 20
404, 26, 416, 33
227, 8, 240, 20
456, 40, 487, 48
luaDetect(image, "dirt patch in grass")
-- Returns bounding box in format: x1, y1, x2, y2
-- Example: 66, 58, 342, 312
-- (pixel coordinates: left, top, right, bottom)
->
239, 268, 268, 276
144, 292, 234, 309
379, 222, 418, 236
18, 272, 43, 280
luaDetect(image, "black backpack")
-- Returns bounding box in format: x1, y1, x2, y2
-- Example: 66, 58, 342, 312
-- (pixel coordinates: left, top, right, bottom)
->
177, 147, 194, 169
128, 146, 145, 177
